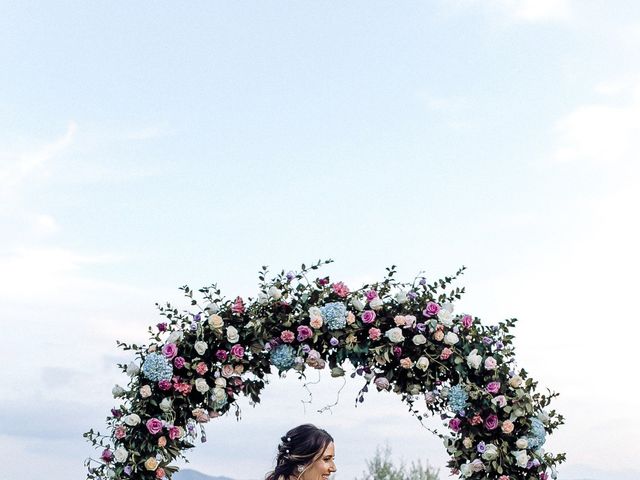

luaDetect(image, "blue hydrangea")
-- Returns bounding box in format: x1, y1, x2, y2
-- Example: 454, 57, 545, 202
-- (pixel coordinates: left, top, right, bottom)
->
270, 344, 296, 370
527, 417, 547, 449
141, 352, 173, 382
448, 384, 469, 413
320, 302, 347, 330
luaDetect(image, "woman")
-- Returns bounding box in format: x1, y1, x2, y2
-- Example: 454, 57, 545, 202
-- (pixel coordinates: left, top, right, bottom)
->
265, 424, 337, 480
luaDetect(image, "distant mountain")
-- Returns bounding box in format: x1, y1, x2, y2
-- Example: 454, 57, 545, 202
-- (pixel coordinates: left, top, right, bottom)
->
173, 469, 236, 480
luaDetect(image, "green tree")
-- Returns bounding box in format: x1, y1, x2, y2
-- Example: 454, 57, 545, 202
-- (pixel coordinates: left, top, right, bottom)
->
357, 444, 439, 480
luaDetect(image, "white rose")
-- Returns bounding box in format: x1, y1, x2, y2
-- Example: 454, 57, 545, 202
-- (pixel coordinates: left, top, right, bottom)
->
268, 286, 283, 300
416, 356, 430, 371
442, 301, 454, 313
395, 291, 409, 304
444, 332, 459, 345
226, 326, 239, 343
215, 377, 227, 388
405, 315, 417, 327
385, 327, 405, 343
516, 437, 529, 449
213, 386, 226, 401
512, 450, 530, 468
308, 306, 322, 319
208, 314, 224, 329
112, 385, 125, 398
126, 362, 140, 377
509, 375, 523, 388
194, 341, 208, 356
205, 302, 220, 313
123, 413, 141, 426
484, 356, 497, 370
350, 297, 365, 311
139, 385, 152, 398
167, 330, 183, 344
538, 410, 550, 424
412, 334, 427, 346
369, 297, 384, 310
459, 463, 472, 478
195, 378, 209, 393
114, 446, 128, 463
470, 459, 485, 472
466, 349, 482, 369
482, 444, 499, 461
159, 398, 173, 413
105, 468, 116, 479
437, 309, 454, 327
257, 292, 268, 304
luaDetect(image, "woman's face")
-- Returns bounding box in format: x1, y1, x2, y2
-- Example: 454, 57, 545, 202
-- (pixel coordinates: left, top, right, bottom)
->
301, 442, 337, 480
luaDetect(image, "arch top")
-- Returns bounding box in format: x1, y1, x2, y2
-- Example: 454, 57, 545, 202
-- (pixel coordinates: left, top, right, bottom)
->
85, 259, 565, 480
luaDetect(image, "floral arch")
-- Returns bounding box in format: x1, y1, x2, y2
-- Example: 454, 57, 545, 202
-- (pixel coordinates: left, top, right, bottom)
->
85, 260, 565, 480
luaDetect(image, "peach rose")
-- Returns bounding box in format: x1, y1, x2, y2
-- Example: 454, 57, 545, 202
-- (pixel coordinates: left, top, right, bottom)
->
400, 357, 414, 369
433, 330, 444, 342
501, 420, 514, 434
158, 436, 167, 447
346, 311, 356, 325
310, 316, 323, 329
144, 457, 158, 471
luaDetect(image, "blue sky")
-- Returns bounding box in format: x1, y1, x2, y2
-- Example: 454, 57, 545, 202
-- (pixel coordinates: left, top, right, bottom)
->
2, 1, 640, 479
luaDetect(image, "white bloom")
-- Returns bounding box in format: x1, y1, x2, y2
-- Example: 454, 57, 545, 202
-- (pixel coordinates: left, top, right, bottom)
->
212, 386, 226, 401
444, 332, 459, 345
416, 356, 430, 371
205, 302, 220, 313
257, 292, 268, 304
194, 341, 208, 356
126, 362, 140, 377
385, 327, 405, 343
405, 315, 417, 327
482, 444, 499, 461
459, 463, 472, 478
350, 297, 365, 311
369, 297, 384, 310
268, 286, 282, 300
114, 446, 128, 463
509, 375, 523, 388
123, 413, 141, 426
226, 326, 240, 343
484, 356, 497, 370
492, 395, 507, 408
195, 378, 209, 393
105, 468, 116, 479
441, 301, 454, 313
512, 450, 530, 468
112, 385, 125, 398
208, 314, 224, 329
516, 437, 529, 449
466, 349, 482, 369
470, 459, 485, 472
167, 330, 184, 344
538, 410, 550, 424
395, 291, 409, 304
215, 377, 227, 387
139, 385, 152, 398
308, 306, 322, 319
412, 334, 427, 345
437, 309, 454, 327
159, 398, 173, 412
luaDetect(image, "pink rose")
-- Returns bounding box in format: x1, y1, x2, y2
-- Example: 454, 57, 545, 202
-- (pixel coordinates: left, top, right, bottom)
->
146, 418, 164, 435
230, 344, 245, 358
346, 312, 356, 325
173, 356, 185, 369
158, 379, 172, 391
486, 381, 501, 394
365, 290, 378, 301
449, 418, 462, 432
405, 315, 417, 328
499, 476, 510, 480
394, 315, 406, 326
433, 330, 444, 342
361, 310, 376, 324
221, 364, 235, 378
484, 357, 497, 370
461, 314, 473, 328
423, 301, 440, 317
469, 414, 483, 426
368, 327, 382, 340
215, 349, 228, 361
101, 448, 113, 462
162, 343, 178, 360
168, 425, 181, 440
309, 316, 323, 329
155, 468, 166, 479
280, 330, 295, 343
374, 377, 390, 390
484, 414, 499, 430
440, 347, 453, 360
195, 362, 208, 375
297, 325, 313, 341
231, 296, 245, 314
114, 425, 126, 439
332, 282, 350, 298
400, 357, 414, 369
501, 419, 514, 434
493, 395, 507, 407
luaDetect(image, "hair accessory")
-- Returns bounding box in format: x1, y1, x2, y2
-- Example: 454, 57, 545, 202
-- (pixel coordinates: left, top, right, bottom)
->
285, 449, 290, 453
287, 436, 291, 442
297, 465, 304, 473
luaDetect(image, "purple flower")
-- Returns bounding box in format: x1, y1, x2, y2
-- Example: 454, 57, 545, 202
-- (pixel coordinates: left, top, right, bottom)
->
416, 322, 426, 332
190, 322, 198, 331
216, 349, 228, 361
483, 336, 493, 346
101, 448, 113, 462
361, 310, 376, 324
486, 381, 501, 394
330, 337, 339, 347
123, 466, 132, 476
173, 356, 185, 369
484, 414, 499, 430
461, 315, 473, 328
393, 346, 402, 357
157, 322, 167, 332
407, 291, 418, 300
230, 344, 245, 358
449, 418, 462, 432
476, 441, 486, 453
146, 417, 164, 435
495, 341, 504, 350
111, 408, 122, 418
162, 343, 178, 360
419, 278, 427, 285
286, 271, 295, 281
422, 301, 440, 317
301, 344, 311, 354
297, 325, 313, 341
365, 290, 378, 301
158, 379, 172, 390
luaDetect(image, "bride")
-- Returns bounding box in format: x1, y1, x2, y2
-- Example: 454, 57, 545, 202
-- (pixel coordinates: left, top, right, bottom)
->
265, 424, 337, 480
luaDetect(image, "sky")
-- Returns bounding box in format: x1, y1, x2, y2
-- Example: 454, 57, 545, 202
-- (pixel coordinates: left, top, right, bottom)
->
1, 1, 640, 479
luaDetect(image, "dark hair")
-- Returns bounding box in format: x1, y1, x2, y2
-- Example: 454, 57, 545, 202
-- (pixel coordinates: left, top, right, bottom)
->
265, 424, 334, 480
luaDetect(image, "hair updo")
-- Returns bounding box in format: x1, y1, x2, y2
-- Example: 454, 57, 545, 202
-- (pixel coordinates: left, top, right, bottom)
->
265, 424, 334, 480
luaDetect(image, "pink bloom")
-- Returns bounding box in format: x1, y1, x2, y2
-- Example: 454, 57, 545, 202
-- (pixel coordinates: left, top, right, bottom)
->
365, 290, 378, 301
168, 425, 181, 440
331, 281, 350, 298
440, 348, 453, 360
195, 361, 208, 375
173, 356, 185, 369
309, 316, 323, 329
449, 418, 462, 432
400, 357, 414, 369
231, 296, 245, 314
162, 343, 178, 360
393, 346, 402, 357
114, 425, 126, 439
146, 418, 164, 435
368, 327, 382, 340
484, 414, 499, 430
540, 473, 549, 480
101, 448, 113, 462
158, 379, 172, 391
297, 325, 313, 341
486, 381, 501, 394
469, 414, 483, 426
423, 301, 440, 317
394, 315, 406, 326
361, 310, 376, 324
499, 476, 510, 480
221, 364, 235, 377
280, 330, 295, 343
215, 349, 228, 361
461, 314, 473, 328
405, 315, 417, 328
230, 344, 245, 358
156, 468, 166, 479
374, 377, 390, 390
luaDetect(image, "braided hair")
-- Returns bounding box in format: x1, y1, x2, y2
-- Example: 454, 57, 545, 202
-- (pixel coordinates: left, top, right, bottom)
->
265, 424, 334, 480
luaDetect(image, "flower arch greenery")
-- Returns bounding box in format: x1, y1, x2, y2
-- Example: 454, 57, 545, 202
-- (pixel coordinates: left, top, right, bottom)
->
85, 260, 565, 480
